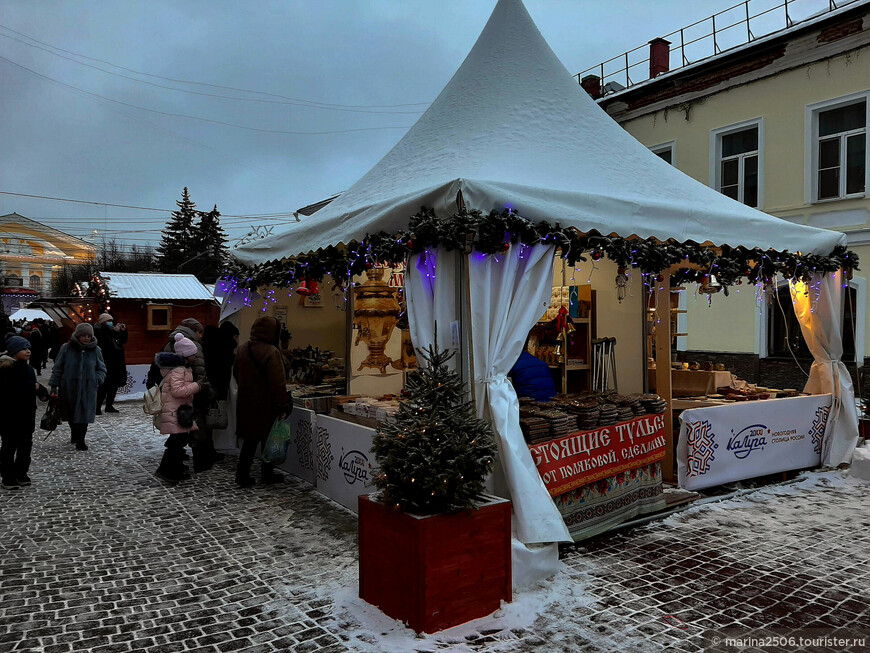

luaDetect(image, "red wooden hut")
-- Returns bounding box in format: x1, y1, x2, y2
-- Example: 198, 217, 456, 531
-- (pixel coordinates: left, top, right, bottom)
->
97, 272, 219, 364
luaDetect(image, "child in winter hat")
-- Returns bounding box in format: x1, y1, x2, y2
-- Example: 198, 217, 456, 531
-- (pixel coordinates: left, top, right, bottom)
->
97, 313, 113, 324
174, 333, 198, 358
1, 334, 49, 489
4, 336, 31, 357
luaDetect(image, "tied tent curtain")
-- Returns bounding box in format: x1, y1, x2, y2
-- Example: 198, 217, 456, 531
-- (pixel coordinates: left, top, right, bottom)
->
790, 270, 859, 466
468, 242, 571, 544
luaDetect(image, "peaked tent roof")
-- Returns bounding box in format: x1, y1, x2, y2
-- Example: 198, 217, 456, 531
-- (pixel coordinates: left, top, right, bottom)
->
234, 0, 844, 265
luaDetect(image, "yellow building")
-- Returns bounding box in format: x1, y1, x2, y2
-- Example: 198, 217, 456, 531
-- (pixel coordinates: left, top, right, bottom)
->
585, 1, 869, 387
1, 213, 95, 313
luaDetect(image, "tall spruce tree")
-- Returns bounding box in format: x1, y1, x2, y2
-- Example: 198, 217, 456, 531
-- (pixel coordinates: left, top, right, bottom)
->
157, 187, 198, 272
195, 204, 229, 281
372, 337, 498, 514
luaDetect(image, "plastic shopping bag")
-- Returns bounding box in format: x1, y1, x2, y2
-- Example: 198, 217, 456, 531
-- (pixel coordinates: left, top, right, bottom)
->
263, 418, 292, 465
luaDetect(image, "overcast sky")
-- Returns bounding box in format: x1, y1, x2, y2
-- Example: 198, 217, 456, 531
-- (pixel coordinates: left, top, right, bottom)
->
0, 0, 815, 250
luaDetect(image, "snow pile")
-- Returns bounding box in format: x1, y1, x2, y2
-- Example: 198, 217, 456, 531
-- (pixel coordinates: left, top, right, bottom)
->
324, 564, 594, 652
849, 446, 870, 482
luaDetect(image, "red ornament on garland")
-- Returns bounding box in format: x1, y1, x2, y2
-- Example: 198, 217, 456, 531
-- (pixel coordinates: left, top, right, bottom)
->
407, 240, 414, 249
296, 279, 319, 296
500, 242, 510, 253
591, 250, 602, 261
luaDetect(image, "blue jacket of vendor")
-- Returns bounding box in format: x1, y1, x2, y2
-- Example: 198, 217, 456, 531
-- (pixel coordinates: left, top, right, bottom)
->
509, 351, 557, 402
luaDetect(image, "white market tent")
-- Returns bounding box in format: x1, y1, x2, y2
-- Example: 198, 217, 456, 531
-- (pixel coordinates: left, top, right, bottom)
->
234, 0, 857, 579
234, 0, 844, 262
9, 308, 55, 324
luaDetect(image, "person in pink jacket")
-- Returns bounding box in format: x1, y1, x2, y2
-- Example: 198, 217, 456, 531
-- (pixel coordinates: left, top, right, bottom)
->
154, 333, 204, 483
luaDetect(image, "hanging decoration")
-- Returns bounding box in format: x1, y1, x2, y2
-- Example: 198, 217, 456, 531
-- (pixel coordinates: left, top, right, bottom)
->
223, 207, 859, 296
615, 266, 629, 302
698, 273, 722, 295
296, 278, 319, 297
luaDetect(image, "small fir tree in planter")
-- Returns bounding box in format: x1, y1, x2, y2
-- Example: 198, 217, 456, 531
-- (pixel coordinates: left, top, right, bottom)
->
361, 337, 511, 634
372, 339, 497, 514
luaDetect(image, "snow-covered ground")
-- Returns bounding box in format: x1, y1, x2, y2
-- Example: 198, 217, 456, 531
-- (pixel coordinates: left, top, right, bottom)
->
4, 382, 867, 652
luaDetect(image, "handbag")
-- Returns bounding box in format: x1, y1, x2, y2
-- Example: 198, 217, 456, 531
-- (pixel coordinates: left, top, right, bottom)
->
205, 399, 228, 430
263, 418, 293, 465
40, 395, 61, 432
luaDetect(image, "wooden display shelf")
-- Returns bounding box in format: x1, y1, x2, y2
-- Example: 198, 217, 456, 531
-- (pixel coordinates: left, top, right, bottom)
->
549, 362, 589, 370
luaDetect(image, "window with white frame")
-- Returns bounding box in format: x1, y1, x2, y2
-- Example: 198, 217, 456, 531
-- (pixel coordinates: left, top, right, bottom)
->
811, 97, 867, 201
712, 122, 760, 207
650, 142, 674, 165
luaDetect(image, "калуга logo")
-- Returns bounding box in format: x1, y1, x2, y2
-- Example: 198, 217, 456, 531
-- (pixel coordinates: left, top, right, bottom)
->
339, 449, 371, 485
727, 424, 769, 459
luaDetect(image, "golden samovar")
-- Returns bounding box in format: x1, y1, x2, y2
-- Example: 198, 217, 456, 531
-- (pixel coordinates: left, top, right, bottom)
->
353, 267, 401, 373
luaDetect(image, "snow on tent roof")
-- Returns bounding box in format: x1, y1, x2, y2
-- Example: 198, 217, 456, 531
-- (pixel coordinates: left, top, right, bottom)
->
233, 0, 845, 265
98, 272, 215, 300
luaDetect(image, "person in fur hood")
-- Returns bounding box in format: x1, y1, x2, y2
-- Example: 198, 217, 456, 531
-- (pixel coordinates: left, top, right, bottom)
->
49, 323, 106, 451
0, 337, 49, 489
233, 315, 291, 487
153, 333, 202, 483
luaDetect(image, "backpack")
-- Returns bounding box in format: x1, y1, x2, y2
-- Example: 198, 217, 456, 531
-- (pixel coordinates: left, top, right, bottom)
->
143, 378, 165, 416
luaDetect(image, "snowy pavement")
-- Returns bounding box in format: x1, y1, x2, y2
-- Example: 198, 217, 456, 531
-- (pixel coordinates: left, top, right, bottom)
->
1, 400, 869, 653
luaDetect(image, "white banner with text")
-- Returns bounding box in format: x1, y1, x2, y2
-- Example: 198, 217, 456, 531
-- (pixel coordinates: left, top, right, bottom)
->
677, 395, 832, 491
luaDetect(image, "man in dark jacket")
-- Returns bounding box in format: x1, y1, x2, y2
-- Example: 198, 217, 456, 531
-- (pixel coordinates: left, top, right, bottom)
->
0, 336, 49, 488
233, 315, 290, 486
508, 346, 557, 402
95, 313, 128, 414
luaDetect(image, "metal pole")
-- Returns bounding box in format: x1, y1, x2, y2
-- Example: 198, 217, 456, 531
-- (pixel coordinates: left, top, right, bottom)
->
745, 1, 753, 42
713, 14, 719, 54
681, 29, 688, 65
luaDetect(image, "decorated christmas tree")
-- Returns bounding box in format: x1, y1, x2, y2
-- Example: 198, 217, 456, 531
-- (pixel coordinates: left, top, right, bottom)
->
372, 336, 498, 515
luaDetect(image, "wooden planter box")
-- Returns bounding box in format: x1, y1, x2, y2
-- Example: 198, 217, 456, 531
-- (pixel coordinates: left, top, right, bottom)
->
358, 493, 512, 634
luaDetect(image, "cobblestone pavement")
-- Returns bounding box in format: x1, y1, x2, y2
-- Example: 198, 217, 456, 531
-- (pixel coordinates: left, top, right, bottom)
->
1, 400, 868, 653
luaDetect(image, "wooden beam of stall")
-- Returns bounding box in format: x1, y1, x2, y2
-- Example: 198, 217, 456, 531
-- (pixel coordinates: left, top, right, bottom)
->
654, 260, 704, 483
654, 273, 675, 482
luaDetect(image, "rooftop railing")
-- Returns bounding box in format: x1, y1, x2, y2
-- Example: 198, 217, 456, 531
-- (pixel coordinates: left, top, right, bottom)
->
575, 0, 862, 95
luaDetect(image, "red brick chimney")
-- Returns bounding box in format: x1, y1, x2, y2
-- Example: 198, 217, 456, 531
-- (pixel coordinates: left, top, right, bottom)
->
580, 74, 601, 99
649, 38, 671, 78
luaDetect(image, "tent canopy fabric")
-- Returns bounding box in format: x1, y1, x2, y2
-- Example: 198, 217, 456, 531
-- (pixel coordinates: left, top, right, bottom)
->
234, 0, 845, 266
9, 308, 55, 324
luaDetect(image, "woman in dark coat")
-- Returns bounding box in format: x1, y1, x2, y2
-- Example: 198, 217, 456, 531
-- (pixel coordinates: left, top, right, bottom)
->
233, 316, 290, 486
49, 323, 107, 451
203, 321, 239, 401
94, 313, 128, 414
25, 323, 46, 376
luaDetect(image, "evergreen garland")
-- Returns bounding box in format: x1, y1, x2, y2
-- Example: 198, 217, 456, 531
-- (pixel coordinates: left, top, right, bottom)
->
224, 206, 859, 295
372, 339, 497, 515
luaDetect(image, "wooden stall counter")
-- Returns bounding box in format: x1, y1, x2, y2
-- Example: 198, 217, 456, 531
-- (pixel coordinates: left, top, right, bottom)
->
649, 368, 734, 397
